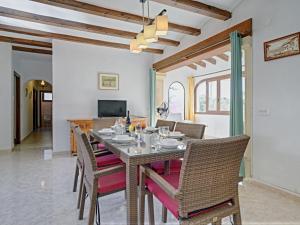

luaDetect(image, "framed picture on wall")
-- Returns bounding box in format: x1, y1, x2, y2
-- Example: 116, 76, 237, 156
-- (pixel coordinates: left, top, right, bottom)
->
98, 73, 119, 90
264, 32, 300, 61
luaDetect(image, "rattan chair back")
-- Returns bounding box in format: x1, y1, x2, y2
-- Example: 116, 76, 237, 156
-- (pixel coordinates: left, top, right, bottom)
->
155, 119, 176, 131
174, 122, 206, 139
93, 118, 117, 130
177, 135, 250, 218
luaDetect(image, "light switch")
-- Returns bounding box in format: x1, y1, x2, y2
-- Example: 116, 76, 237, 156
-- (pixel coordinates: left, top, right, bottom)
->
257, 108, 270, 116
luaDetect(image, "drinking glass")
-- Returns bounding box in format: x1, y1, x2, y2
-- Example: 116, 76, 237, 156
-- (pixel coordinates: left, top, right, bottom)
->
135, 123, 142, 141
159, 126, 169, 139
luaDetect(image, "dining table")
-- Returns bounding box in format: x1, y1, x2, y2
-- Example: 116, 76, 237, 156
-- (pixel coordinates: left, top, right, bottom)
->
90, 129, 187, 225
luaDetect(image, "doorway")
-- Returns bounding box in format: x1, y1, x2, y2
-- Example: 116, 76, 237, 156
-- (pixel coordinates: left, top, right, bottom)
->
33, 88, 38, 130
14, 72, 21, 144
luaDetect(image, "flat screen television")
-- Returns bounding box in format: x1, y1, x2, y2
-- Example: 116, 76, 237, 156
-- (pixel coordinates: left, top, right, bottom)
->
98, 100, 127, 117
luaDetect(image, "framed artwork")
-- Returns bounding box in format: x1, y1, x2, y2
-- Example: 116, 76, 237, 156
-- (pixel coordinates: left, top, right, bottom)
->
98, 73, 119, 90
264, 32, 300, 61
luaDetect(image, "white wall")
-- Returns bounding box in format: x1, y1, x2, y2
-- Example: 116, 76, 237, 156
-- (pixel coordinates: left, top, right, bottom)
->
0, 43, 13, 150
53, 40, 153, 152
157, 0, 300, 194
12, 52, 52, 140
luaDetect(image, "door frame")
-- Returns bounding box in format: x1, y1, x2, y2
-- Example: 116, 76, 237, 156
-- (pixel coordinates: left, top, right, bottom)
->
14, 72, 21, 144
32, 88, 39, 130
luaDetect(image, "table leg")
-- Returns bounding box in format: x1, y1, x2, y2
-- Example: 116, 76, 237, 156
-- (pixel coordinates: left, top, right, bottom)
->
126, 162, 138, 225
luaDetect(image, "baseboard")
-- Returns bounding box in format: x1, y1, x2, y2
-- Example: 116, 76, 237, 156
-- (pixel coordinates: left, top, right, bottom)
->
247, 178, 300, 199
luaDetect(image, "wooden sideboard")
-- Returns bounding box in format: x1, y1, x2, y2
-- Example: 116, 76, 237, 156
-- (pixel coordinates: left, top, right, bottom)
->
68, 117, 148, 155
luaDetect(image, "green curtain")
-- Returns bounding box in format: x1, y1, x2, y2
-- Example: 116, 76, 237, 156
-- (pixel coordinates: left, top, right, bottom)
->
149, 68, 156, 127
230, 31, 245, 177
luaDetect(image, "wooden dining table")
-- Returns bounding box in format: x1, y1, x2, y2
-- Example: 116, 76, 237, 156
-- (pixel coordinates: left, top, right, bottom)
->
91, 130, 187, 225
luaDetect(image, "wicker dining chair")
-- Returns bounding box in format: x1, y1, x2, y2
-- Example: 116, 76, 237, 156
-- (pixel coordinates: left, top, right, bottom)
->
90, 118, 117, 150
174, 122, 206, 139
155, 119, 176, 131
77, 128, 126, 225
72, 125, 122, 210
140, 135, 250, 225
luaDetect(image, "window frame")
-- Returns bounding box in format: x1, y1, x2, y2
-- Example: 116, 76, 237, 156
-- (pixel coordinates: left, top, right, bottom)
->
168, 81, 185, 119
194, 75, 230, 115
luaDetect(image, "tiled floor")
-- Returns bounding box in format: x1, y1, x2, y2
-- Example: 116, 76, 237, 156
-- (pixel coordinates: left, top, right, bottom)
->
0, 129, 300, 225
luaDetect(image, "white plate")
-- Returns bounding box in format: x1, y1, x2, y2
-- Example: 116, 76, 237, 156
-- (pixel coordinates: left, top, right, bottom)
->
98, 128, 115, 135
112, 135, 135, 143
168, 131, 185, 138
145, 127, 158, 132
159, 139, 183, 149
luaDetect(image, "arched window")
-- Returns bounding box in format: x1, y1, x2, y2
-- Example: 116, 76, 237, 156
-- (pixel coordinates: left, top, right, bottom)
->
168, 82, 185, 120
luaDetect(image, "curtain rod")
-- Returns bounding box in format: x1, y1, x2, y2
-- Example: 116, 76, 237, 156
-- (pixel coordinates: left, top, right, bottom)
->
193, 65, 245, 78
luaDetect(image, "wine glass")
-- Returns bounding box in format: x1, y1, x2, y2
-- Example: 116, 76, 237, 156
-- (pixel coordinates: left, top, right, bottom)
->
159, 126, 169, 139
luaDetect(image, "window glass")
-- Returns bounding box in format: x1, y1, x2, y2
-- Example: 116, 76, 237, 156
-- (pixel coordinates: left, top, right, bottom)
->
168, 82, 185, 120
43, 92, 52, 101
220, 78, 230, 111
196, 82, 206, 112
208, 81, 217, 111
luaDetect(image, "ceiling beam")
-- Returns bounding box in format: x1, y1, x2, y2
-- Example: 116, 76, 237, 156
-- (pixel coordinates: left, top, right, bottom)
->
195, 61, 206, 68
0, 24, 163, 54
187, 64, 197, 70
205, 57, 216, 65
151, 0, 231, 20
153, 18, 252, 72
0, 35, 52, 48
0, 6, 179, 47
216, 53, 229, 61
12, 46, 52, 55
31, 0, 201, 36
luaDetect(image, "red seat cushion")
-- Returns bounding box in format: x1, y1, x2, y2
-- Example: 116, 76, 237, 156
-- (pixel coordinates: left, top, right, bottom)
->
151, 159, 182, 174
146, 173, 232, 219
98, 170, 126, 194
96, 154, 122, 167
97, 143, 106, 150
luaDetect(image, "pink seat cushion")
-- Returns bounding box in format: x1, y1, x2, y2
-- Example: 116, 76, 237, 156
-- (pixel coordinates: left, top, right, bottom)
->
98, 170, 126, 194
96, 154, 122, 167
151, 159, 182, 174
146, 173, 232, 219
97, 143, 106, 150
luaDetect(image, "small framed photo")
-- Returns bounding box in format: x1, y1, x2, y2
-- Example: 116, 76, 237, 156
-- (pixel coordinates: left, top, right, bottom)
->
98, 73, 119, 90
264, 32, 300, 61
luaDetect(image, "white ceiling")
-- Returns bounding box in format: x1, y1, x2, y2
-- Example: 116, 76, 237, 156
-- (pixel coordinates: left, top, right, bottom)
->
0, 0, 243, 52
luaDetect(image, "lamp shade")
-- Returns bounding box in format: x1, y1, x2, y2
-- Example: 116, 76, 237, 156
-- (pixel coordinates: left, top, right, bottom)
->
144, 24, 158, 43
155, 15, 168, 36
130, 39, 142, 53
136, 33, 148, 49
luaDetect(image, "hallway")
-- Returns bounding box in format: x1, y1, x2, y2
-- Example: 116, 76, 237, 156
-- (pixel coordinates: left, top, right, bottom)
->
0, 130, 300, 224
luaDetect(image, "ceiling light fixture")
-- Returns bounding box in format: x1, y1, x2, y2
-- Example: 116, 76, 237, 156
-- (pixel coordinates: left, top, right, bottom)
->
130, 0, 168, 53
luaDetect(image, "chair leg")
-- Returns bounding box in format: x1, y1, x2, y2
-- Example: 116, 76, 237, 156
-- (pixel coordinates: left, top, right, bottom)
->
73, 165, 79, 192
78, 184, 86, 220
161, 206, 168, 223
233, 212, 242, 225
148, 193, 155, 225
87, 190, 97, 225
139, 175, 146, 225
77, 170, 84, 209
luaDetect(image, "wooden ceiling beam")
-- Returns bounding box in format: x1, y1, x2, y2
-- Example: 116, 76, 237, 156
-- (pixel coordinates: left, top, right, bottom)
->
31, 0, 201, 36
195, 61, 206, 68
151, 0, 231, 20
205, 57, 216, 65
0, 35, 52, 48
0, 24, 163, 54
153, 19, 252, 72
12, 46, 52, 55
187, 64, 197, 70
0, 6, 179, 47
216, 53, 229, 61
